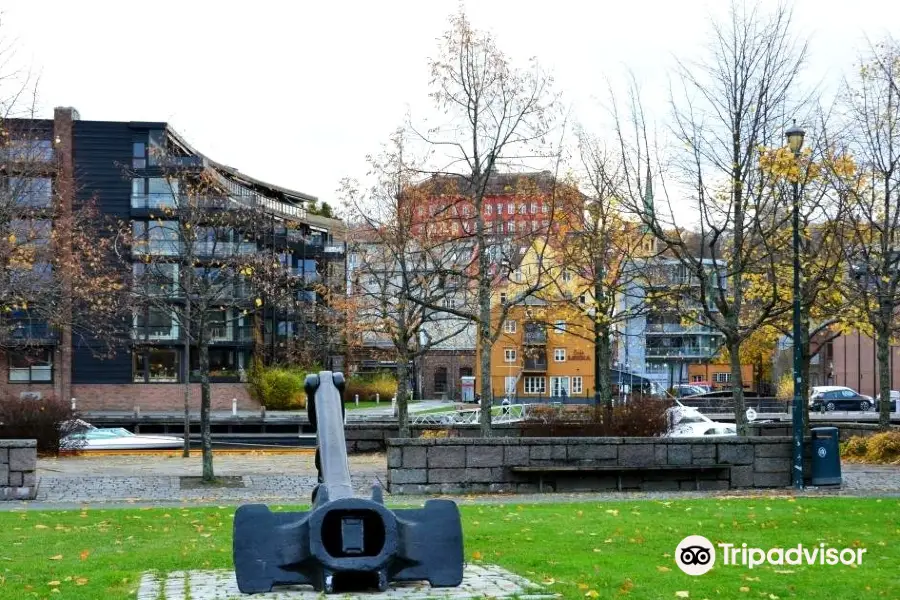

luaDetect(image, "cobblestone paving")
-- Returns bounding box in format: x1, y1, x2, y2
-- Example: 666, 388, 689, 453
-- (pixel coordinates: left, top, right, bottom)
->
21, 454, 900, 505
136, 566, 553, 600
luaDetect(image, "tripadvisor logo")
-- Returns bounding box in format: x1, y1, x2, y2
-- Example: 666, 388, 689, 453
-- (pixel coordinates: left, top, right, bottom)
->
675, 535, 867, 575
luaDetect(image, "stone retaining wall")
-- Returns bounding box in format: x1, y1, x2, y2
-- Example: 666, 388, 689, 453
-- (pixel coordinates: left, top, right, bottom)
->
1, 440, 38, 501
386, 437, 810, 495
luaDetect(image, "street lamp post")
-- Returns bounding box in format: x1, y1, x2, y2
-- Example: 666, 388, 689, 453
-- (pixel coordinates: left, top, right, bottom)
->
786, 121, 806, 491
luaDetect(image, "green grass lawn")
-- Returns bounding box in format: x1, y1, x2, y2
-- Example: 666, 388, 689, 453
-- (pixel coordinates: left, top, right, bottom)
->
2, 498, 898, 599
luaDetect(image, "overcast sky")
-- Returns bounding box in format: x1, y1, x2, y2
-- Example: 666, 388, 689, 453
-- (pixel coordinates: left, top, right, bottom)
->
4, 0, 898, 210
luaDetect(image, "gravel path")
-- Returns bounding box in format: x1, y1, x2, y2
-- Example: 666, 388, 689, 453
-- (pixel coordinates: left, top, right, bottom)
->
4, 453, 897, 510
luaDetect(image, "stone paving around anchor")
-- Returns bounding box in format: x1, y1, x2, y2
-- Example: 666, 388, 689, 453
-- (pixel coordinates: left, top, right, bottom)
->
136, 566, 555, 600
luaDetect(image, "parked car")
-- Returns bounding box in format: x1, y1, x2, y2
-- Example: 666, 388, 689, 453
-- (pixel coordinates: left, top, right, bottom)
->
671, 384, 707, 398
875, 390, 900, 413
809, 386, 873, 412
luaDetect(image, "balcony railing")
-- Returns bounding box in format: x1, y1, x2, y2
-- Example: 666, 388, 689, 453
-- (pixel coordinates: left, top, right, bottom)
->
324, 244, 345, 254
208, 326, 253, 343
645, 323, 718, 334
153, 155, 205, 169
645, 346, 719, 358
132, 325, 180, 341
523, 357, 548, 371
2, 321, 59, 343
131, 194, 178, 209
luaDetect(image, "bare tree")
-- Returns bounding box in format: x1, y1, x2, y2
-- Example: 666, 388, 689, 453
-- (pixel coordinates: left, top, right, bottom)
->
831, 37, 900, 427
125, 168, 302, 481
611, 1, 808, 434
405, 10, 561, 435
344, 134, 475, 435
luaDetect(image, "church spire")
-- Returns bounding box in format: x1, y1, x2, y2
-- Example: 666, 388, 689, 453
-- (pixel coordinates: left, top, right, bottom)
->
642, 163, 654, 221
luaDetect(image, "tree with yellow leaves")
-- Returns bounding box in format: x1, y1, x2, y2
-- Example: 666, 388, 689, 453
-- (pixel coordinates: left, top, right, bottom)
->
829, 37, 900, 428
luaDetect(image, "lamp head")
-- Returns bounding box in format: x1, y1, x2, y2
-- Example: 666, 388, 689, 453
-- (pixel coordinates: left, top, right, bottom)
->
786, 120, 805, 154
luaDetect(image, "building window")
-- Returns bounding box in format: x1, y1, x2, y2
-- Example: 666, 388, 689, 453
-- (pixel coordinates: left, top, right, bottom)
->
713, 372, 731, 383
503, 319, 517, 334
524, 376, 546, 394
561, 270, 573, 283
504, 348, 517, 363
550, 376, 570, 397
499, 292, 507, 304
554, 320, 566, 334
132, 220, 180, 255
434, 366, 448, 394
9, 177, 52, 208
133, 263, 179, 297
512, 268, 523, 282
462, 205, 471, 217
508, 221, 516, 234
504, 376, 517, 395
579, 294, 587, 304
541, 203, 549, 213
572, 376, 583, 394
5, 138, 54, 162
530, 203, 537, 214
133, 348, 180, 383
133, 141, 146, 168
8, 348, 53, 383
691, 375, 703, 383
442, 297, 456, 309
133, 308, 179, 340
554, 348, 566, 362
451, 222, 460, 235
485, 204, 492, 215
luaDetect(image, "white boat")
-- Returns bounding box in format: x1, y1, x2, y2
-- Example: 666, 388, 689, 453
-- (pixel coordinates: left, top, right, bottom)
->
62, 420, 184, 450
665, 404, 737, 437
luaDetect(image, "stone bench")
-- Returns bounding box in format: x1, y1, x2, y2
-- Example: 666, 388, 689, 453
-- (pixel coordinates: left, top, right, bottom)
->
510, 463, 733, 492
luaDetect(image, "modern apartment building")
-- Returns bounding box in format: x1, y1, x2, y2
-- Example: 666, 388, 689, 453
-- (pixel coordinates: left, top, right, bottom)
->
0, 107, 345, 411
616, 259, 729, 391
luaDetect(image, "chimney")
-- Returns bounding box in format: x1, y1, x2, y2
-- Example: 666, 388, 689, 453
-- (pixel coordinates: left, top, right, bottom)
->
54, 106, 80, 121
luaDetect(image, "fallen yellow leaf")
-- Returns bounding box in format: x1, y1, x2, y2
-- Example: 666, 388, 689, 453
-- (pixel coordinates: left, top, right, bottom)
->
578, 583, 589, 590
75, 578, 88, 586
472, 551, 482, 561
34, 524, 48, 530
740, 587, 750, 592
675, 592, 689, 598
657, 566, 671, 572
48, 581, 60, 586
585, 591, 599, 599
49, 555, 63, 561
80, 550, 90, 561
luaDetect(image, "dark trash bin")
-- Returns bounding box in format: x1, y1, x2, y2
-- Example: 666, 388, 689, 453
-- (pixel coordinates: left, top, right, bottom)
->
810, 427, 841, 486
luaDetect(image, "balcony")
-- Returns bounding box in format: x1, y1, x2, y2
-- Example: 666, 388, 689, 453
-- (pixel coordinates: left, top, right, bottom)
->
153, 155, 205, 169
324, 244, 345, 255
645, 323, 718, 334
523, 324, 547, 345
131, 193, 178, 210
1, 321, 59, 344
208, 325, 253, 344
132, 324, 180, 341
645, 346, 719, 358
523, 351, 548, 371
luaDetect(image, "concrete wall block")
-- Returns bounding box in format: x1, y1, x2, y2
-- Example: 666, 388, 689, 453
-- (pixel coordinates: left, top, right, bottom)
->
465, 483, 491, 494
22, 472, 36, 487
0, 449, 7, 464
568, 444, 618, 461
668, 445, 693, 466
429, 468, 467, 484
504, 445, 530, 466
390, 483, 425, 495
403, 446, 427, 469
489, 482, 516, 493
698, 480, 730, 491
755, 443, 792, 458
491, 467, 513, 483
730, 465, 754, 487
618, 444, 654, 466
654, 445, 668, 464
692, 457, 718, 466
465, 468, 494, 483
516, 483, 541, 494
754, 471, 790, 487
8, 472, 22, 487
718, 444, 754, 465
466, 446, 504, 468
755, 457, 791, 473
8, 447, 36, 472
355, 441, 383, 452
390, 469, 427, 484
427, 446, 466, 468
692, 444, 716, 459
0, 463, 7, 486
439, 483, 465, 494
529, 445, 566, 461
387, 447, 402, 469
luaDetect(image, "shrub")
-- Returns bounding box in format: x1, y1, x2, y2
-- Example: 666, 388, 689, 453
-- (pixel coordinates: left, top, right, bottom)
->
841, 436, 869, 458
0, 393, 85, 456
776, 374, 793, 403
345, 373, 398, 403
520, 396, 673, 437
864, 431, 900, 463
247, 362, 316, 410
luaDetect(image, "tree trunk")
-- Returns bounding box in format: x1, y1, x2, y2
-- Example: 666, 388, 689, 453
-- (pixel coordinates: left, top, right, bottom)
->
876, 320, 892, 429
182, 287, 192, 458
198, 324, 214, 482
478, 319, 493, 437
396, 352, 410, 438
596, 321, 613, 420
728, 339, 748, 435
